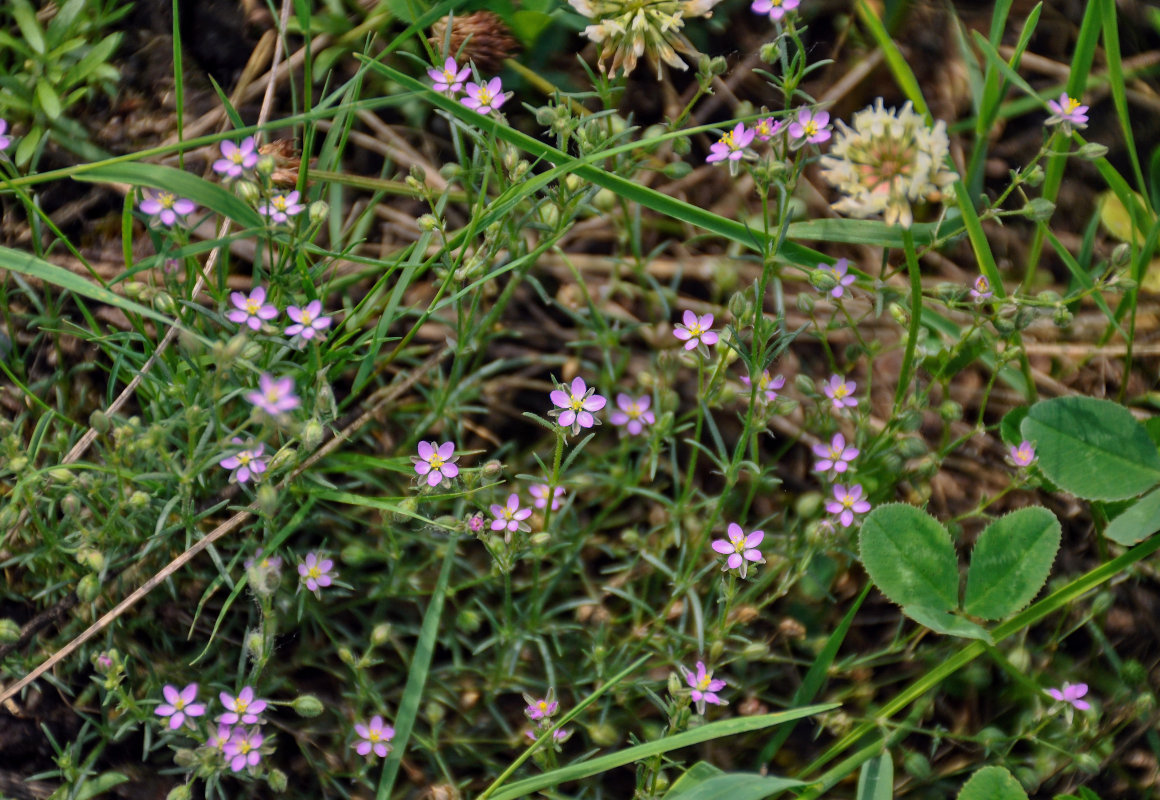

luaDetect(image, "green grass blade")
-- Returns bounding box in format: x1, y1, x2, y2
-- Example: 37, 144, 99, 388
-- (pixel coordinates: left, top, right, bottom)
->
854, 0, 930, 121
1099, 0, 1149, 207
489, 705, 838, 800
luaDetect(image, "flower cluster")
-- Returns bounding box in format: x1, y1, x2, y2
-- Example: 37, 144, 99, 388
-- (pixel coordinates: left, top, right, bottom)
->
819, 99, 957, 228
567, 0, 722, 78
154, 683, 272, 773
227, 284, 334, 346
523, 688, 570, 744
704, 115, 797, 172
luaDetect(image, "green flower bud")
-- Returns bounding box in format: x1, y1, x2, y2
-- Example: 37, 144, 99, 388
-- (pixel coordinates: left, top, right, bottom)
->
671, 135, 691, 156
662, 160, 692, 180
1076, 142, 1109, 161
338, 646, 356, 665
902, 752, 931, 781
530, 532, 551, 547
1052, 306, 1074, 328
293, 694, 325, 717
245, 630, 265, 660
0, 618, 21, 644
1007, 646, 1031, 673
308, 201, 329, 224
167, 780, 194, 799
889, 302, 908, 326
77, 574, 101, 603
794, 491, 823, 518
667, 671, 683, 697
1022, 198, 1056, 222
267, 769, 288, 793
61, 494, 82, 517
1111, 242, 1131, 266
235, 179, 261, 204
937, 399, 962, 422
793, 374, 816, 395
417, 214, 441, 232
152, 291, 176, 315
796, 291, 815, 314
760, 41, 780, 63
128, 490, 150, 509
371, 623, 391, 646
708, 639, 724, 662
425, 700, 446, 725
269, 446, 296, 471
256, 484, 278, 517
89, 410, 111, 433
1035, 289, 1062, 304
77, 547, 106, 573
586, 721, 619, 747
301, 420, 324, 450
1023, 164, 1045, 187
456, 608, 483, 634
256, 154, 276, 176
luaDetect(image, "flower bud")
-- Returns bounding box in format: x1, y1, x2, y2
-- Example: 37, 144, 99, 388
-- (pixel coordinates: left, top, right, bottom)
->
235, 179, 260, 204
301, 420, 324, 450
76, 574, 101, 603
0, 618, 20, 644
708, 639, 724, 662
794, 491, 823, 518
1111, 242, 1131, 266
586, 721, 619, 747
257, 484, 278, 517
267, 769, 288, 793
793, 374, 816, 395
795, 291, 815, 314
89, 410, 111, 433
662, 160, 692, 180
167, 781, 194, 799
760, 41, 780, 63
530, 532, 551, 547
903, 752, 931, 781
1076, 142, 1109, 160
667, 671, 683, 697
456, 608, 483, 634
307, 200, 328, 224
417, 214, 441, 232
889, 302, 908, 326
128, 490, 150, 509
1023, 164, 1045, 187
1022, 197, 1055, 222
269, 446, 296, 471
338, 646, 356, 665
256, 154, 276, 176
593, 188, 616, 212
152, 291, 176, 315
371, 623, 392, 646
937, 399, 962, 422
77, 547, 106, 573
293, 694, 324, 717
245, 630, 265, 661
425, 701, 446, 725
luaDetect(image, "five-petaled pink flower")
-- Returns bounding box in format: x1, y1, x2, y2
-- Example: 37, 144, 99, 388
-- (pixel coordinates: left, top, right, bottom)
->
1046, 93, 1088, 129
259, 190, 304, 224
813, 433, 859, 474
155, 683, 206, 730
223, 727, 264, 772
219, 686, 268, 725
549, 376, 607, 435
462, 77, 510, 115
1009, 440, 1036, 467
610, 393, 655, 435
285, 300, 332, 345
682, 661, 727, 715
969, 275, 993, 302
413, 441, 459, 487
219, 438, 267, 483
753, 117, 785, 142
826, 483, 871, 527
820, 258, 857, 299
227, 285, 279, 330
0, 119, 11, 151
140, 189, 195, 227
1047, 682, 1091, 711
247, 373, 300, 416
298, 552, 335, 593
529, 483, 565, 511
525, 696, 558, 721
741, 370, 785, 403
788, 107, 831, 145
706, 122, 755, 164
207, 724, 233, 752
673, 310, 719, 352
355, 715, 395, 758
711, 523, 765, 578
751, 0, 800, 21
428, 57, 470, 95
823, 374, 857, 410
490, 493, 532, 540
213, 137, 259, 179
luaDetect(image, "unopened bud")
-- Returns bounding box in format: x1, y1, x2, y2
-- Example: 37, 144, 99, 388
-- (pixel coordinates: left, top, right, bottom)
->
1022, 197, 1055, 222
77, 547, 106, 573
810, 270, 842, 299
267, 769, 288, 793
796, 291, 815, 314
308, 201, 329, 224
245, 630, 265, 660
257, 484, 278, 516
530, 532, 551, 547
456, 608, 483, 633
301, 420, 324, 450
760, 41, 780, 63
1023, 164, 1045, 187
1111, 242, 1131, 266
256, 154, 276, 176
89, 410, 111, 433
417, 214, 441, 232
76, 573, 101, 603
0, 618, 20, 644
1052, 306, 1073, 328
371, 623, 392, 646
128, 490, 150, 509
1076, 142, 1109, 161
293, 694, 325, 717
152, 291, 176, 315
235, 179, 260, 204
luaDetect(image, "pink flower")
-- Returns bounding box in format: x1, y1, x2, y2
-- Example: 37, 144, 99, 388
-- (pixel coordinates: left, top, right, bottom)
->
609, 393, 655, 435
751, 0, 800, 21
140, 189, 195, 226
822, 374, 857, 410
673, 310, 718, 352
1046, 93, 1088, 129
820, 258, 856, 299
549, 376, 607, 435
529, 483, 565, 511
706, 122, 755, 164
223, 727, 264, 772
0, 119, 11, 151
355, 715, 395, 757
1009, 441, 1036, 467
812, 432, 859, 474
711, 523, 765, 578
259, 190, 304, 224
227, 285, 278, 330
247, 373, 300, 416
525, 696, 558, 721
1047, 682, 1091, 711
219, 686, 268, 725
462, 77, 510, 115
155, 683, 206, 730
284, 300, 332, 345
490, 492, 532, 539
207, 724, 233, 752
428, 57, 470, 95
741, 370, 785, 403
298, 552, 335, 593
213, 136, 259, 179
413, 441, 459, 487
682, 661, 727, 715
969, 275, 993, 302
752, 117, 785, 142
826, 484, 871, 527
788, 107, 831, 145
219, 438, 267, 483
468, 513, 485, 533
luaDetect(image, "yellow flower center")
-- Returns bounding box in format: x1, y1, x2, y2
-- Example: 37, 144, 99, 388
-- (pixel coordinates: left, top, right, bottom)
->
273, 196, 288, 211
1064, 97, 1081, 114
536, 701, 550, 713
230, 151, 245, 164
719, 131, 737, 149
158, 192, 176, 209
236, 698, 249, 712
307, 565, 322, 579
759, 374, 772, 390
696, 674, 712, 691
300, 309, 315, 324
245, 299, 261, 313
368, 729, 383, 742
802, 121, 818, 137
477, 87, 494, 106
688, 323, 705, 336
265, 388, 280, 403
238, 739, 253, 754
442, 69, 456, 82
832, 385, 848, 398
570, 395, 584, 411
428, 454, 444, 469
174, 697, 186, 710
237, 452, 252, 467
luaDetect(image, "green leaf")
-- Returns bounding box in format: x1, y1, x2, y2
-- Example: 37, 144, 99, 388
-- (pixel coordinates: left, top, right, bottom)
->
963, 507, 1061, 619
487, 706, 836, 800
14, 124, 44, 167
73, 161, 264, 229
664, 773, 805, 800
72, 772, 129, 800
999, 405, 1029, 447
35, 79, 63, 120
859, 503, 959, 616
1021, 396, 1160, 501
856, 753, 893, 800
509, 10, 553, 44
12, 0, 46, 55
666, 762, 725, 797
1105, 487, 1160, 545
956, 766, 1028, 800
901, 605, 992, 641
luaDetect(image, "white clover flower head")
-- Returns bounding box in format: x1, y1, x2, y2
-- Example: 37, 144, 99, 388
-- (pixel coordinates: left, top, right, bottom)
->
818, 99, 958, 229
568, 0, 723, 79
